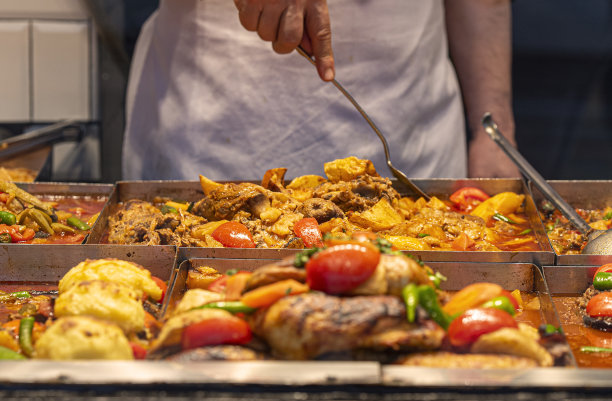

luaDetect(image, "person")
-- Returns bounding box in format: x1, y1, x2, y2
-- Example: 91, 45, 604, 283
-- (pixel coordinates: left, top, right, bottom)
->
122, 0, 519, 181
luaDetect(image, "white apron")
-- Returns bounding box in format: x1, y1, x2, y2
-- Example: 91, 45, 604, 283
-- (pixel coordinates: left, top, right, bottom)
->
123, 0, 467, 180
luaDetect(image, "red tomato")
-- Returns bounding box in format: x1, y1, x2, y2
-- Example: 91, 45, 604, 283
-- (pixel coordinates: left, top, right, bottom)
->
594, 264, 612, 277
212, 221, 256, 248
151, 276, 167, 303
499, 289, 520, 311
449, 187, 490, 212
207, 276, 228, 293
293, 217, 323, 248
447, 308, 518, 347
181, 316, 252, 350
130, 343, 148, 360
586, 292, 612, 318
0, 225, 35, 243
305, 244, 380, 294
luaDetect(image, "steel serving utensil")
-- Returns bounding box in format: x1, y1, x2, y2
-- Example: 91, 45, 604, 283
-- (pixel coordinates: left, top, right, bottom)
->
482, 113, 612, 255
296, 46, 430, 200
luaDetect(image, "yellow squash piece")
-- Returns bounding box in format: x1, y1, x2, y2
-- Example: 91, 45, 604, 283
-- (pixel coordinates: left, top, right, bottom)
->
470, 192, 525, 222
349, 198, 403, 231
384, 236, 431, 250
324, 156, 378, 182
199, 174, 223, 196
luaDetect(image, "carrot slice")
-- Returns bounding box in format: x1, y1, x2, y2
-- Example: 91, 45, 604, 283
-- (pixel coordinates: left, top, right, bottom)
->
451, 232, 475, 251
240, 279, 309, 308
225, 272, 252, 301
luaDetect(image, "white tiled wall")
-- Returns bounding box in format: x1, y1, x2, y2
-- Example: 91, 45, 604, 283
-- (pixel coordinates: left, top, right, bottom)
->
0, 21, 29, 121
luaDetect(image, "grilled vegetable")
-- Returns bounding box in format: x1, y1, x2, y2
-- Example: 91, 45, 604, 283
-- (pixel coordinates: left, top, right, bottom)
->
0, 211, 16, 226
293, 217, 323, 248
194, 301, 256, 314
18, 317, 34, 357
181, 316, 252, 350
402, 283, 419, 323
0, 345, 25, 360
447, 308, 518, 347
593, 272, 612, 291
586, 292, 612, 318
481, 296, 516, 316
0, 291, 31, 302
212, 221, 256, 248
418, 285, 451, 330
66, 216, 90, 231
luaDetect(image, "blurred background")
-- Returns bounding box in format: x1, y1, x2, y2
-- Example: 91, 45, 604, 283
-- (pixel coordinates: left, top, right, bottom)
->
0, 0, 609, 182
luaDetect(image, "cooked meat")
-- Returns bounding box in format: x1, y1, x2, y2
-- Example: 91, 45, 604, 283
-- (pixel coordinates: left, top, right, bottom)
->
313, 175, 400, 213
108, 200, 163, 245
350, 254, 431, 297
397, 352, 537, 369
298, 198, 345, 223
249, 292, 444, 360
583, 315, 612, 331
577, 286, 601, 309
191, 183, 270, 221
166, 345, 262, 362
243, 260, 306, 292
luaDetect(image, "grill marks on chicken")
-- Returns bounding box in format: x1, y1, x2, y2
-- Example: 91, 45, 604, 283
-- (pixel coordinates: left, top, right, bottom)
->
250, 293, 444, 360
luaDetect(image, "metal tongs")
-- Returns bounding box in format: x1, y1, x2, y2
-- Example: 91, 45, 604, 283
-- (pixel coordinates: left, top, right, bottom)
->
296, 46, 430, 200
482, 113, 612, 255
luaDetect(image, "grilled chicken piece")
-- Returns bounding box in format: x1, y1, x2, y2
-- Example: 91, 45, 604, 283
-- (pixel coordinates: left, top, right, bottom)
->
397, 352, 538, 369
108, 200, 164, 245
243, 260, 306, 292
191, 183, 271, 221
313, 175, 400, 213
166, 345, 262, 362
298, 198, 345, 223
250, 292, 444, 360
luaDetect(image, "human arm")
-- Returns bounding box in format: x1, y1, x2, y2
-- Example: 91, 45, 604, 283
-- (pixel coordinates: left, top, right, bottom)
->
234, 0, 334, 81
445, 0, 520, 178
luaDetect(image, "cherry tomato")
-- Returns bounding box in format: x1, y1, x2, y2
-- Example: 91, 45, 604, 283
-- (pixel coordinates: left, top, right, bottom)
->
151, 276, 167, 304
586, 292, 612, 318
0, 225, 35, 243
594, 264, 612, 277
181, 316, 252, 350
449, 187, 490, 212
207, 276, 228, 294
212, 221, 256, 248
305, 244, 380, 294
293, 217, 323, 248
447, 308, 518, 347
130, 343, 147, 360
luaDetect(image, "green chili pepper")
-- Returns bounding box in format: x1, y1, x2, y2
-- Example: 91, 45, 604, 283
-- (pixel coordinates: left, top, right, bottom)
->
428, 271, 447, 289
518, 229, 532, 235
593, 272, 612, 291
0, 345, 26, 360
402, 284, 419, 323
19, 317, 34, 358
66, 216, 90, 231
417, 233, 429, 238
417, 285, 451, 330
542, 324, 563, 335
481, 296, 516, 316
194, 301, 256, 314
294, 247, 321, 268
581, 346, 612, 353
604, 211, 612, 220
0, 291, 31, 302
0, 211, 16, 226
187, 202, 195, 213
0, 233, 11, 243
492, 213, 517, 224
159, 205, 178, 215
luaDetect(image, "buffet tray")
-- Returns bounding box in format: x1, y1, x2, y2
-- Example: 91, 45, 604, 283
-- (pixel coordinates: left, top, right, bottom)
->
94, 180, 555, 265
529, 180, 612, 265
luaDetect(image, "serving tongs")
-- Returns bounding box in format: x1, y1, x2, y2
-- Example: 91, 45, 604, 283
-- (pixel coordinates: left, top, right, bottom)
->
482, 113, 612, 255
0, 120, 80, 161
296, 46, 430, 200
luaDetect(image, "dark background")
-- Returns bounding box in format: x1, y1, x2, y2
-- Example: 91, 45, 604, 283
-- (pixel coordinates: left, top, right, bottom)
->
93, 0, 612, 182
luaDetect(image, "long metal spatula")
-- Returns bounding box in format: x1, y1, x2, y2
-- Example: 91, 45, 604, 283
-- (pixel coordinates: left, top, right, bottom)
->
296, 46, 430, 200
482, 112, 612, 255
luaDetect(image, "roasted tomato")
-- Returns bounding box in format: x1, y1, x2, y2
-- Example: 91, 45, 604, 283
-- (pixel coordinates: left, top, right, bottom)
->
293, 217, 323, 248
447, 308, 518, 347
181, 316, 252, 350
449, 187, 490, 212
586, 292, 612, 318
594, 264, 612, 277
151, 276, 167, 303
130, 342, 148, 360
212, 221, 256, 248
0, 224, 35, 243
305, 244, 380, 294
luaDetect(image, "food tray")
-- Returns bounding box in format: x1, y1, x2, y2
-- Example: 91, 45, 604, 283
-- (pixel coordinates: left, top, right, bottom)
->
529, 180, 612, 265
98, 180, 555, 265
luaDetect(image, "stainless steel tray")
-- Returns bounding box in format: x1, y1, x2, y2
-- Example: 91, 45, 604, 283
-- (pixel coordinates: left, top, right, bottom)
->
530, 180, 612, 265
96, 180, 555, 265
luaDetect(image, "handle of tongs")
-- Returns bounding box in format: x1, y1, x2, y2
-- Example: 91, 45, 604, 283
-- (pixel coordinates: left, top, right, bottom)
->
482, 112, 592, 235
296, 46, 430, 200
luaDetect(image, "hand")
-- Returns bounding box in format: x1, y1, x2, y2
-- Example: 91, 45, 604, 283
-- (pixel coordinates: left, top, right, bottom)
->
468, 133, 520, 178
234, 0, 334, 81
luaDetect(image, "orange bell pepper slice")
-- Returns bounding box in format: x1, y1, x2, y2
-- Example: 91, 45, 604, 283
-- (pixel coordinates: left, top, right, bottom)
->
240, 279, 309, 308
442, 282, 503, 316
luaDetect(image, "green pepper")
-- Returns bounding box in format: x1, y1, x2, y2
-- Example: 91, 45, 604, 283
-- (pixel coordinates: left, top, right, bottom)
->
187, 202, 195, 213
194, 301, 256, 314
604, 211, 612, 220
294, 247, 321, 268
518, 229, 532, 235
0, 345, 26, 360
481, 296, 516, 316
417, 285, 451, 330
402, 284, 419, 323
19, 317, 34, 358
159, 205, 178, 215
581, 346, 612, 353
0, 233, 11, 243
0, 211, 16, 226
593, 272, 612, 291
428, 271, 447, 289
0, 291, 31, 303
492, 212, 517, 224
417, 233, 429, 238
542, 324, 563, 335
66, 216, 90, 231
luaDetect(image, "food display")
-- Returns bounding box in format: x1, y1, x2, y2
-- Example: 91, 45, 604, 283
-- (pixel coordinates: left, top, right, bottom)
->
0, 181, 106, 244
540, 200, 612, 254
155, 235, 567, 367
553, 263, 612, 368
0, 167, 36, 183
105, 157, 539, 252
